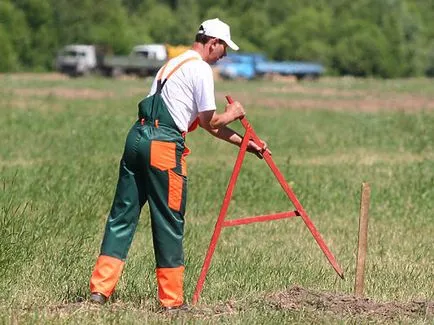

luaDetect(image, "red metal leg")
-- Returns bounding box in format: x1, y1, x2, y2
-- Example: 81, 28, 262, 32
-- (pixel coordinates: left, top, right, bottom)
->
191, 96, 344, 305
261, 151, 344, 278
228, 95, 344, 278
192, 130, 251, 305
223, 210, 300, 227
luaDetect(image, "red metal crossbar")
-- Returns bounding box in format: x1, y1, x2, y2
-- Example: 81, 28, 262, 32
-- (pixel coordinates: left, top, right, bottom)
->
191, 96, 344, 305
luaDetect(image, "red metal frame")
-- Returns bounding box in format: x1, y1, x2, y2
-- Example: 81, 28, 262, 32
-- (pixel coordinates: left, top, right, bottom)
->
191, 96, 344, 305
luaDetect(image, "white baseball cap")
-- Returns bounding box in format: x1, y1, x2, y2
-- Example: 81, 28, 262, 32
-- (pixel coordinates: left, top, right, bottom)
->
197, 18, 239, 51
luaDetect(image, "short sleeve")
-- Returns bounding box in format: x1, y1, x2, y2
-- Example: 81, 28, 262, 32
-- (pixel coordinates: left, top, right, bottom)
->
147, 75, 158, 97
193, 63, 217, 112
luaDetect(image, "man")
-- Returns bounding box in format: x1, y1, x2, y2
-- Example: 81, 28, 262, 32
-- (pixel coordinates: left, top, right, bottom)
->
89, 18, 267, 310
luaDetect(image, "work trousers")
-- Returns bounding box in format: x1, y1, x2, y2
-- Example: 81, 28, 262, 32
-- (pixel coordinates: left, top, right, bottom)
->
90, 120, 188, 307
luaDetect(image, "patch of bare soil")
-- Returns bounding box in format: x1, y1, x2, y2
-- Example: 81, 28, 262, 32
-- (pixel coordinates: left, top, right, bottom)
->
267, 286, 434, 321
12, 88, 114, 99
260, 85, 376, 97
291, 151, 433, 166
1, 99, 64, 112
23, 287, 433, 322
0, 73, 69, 81
217, 90, 434, 113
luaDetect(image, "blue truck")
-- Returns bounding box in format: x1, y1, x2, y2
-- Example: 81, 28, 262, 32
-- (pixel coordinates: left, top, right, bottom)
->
216, 53, 325, 80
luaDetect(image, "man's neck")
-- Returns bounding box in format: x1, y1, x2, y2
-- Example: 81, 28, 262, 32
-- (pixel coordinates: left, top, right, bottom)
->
191, 42, 209, 62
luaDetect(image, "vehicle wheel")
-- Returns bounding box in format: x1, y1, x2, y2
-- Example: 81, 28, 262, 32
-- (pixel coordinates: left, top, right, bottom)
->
81, 67, 91, 77
111, 67, 124, 78
295, 74, 305, 81
138, 69, 149, 78
69, 70, 79, 78
299, 74, 320, 81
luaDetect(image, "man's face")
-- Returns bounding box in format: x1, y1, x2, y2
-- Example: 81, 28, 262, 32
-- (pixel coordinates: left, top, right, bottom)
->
207, 38, 228, 64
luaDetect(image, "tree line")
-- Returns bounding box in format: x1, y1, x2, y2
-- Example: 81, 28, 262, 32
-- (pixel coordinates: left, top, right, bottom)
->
1, 0, 433, 77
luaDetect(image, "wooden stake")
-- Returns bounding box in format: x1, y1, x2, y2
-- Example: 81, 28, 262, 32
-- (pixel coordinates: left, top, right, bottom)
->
354, 182, 371, 296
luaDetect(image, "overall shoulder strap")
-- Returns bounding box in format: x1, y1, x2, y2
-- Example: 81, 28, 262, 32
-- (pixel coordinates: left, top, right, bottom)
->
156, 57, 199, 92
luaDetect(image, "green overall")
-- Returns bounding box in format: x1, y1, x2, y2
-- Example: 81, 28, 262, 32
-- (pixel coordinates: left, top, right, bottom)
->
90, 58, 197, 307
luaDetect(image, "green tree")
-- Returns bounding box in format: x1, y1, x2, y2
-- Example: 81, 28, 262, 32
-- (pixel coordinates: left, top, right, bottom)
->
264, 24, 292, 61
264, 0, 297, 27
136, 3, 177, 44
382, 1, 426, 76
333, 20, 391, 77
2, 0, 433, 76
173, 0, 200, 44
0, 0, 31, 70
52, 0, 134, 54
342, 0, 428, 77
0, 25, 18, 72
122, 0, 145, 14
426, 40, 434, 76
265, 7, 333, 64
13, 0, 57, 69
288, 7, 333, 64
51, 0, 95, 45
237, 8, 269, 52
87, 0, 135, 53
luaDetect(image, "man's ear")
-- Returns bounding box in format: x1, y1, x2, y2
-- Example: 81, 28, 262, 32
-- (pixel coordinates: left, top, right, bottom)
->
210, 38, 219, 48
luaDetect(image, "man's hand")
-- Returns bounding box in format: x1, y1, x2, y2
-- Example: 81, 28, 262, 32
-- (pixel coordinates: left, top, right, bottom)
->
224, 101, 245, 121
247, 139, 271, 159
199, 101, 245, 130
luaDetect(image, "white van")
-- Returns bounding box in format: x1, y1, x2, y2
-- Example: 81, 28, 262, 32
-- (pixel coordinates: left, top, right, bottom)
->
131, 44, 168, 61
55, 44, 169, 78
55, 45, 97, 76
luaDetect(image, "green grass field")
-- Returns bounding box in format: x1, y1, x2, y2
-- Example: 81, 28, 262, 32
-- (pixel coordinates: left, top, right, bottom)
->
1, 74, 433, 324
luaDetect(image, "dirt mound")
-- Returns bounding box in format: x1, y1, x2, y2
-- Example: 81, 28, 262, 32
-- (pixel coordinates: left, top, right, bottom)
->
267, 286, 433, 321
23, 288, 433, 322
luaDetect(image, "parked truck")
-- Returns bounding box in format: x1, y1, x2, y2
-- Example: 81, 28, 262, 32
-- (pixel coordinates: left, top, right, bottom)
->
216, 53, 325, 80
55, 44, 98, 77
55, 44, 189, 78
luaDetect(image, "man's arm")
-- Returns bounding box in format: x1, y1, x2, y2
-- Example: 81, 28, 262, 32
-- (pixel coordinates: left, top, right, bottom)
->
198, 105, 268, 157
199, 101, 245, 130
202, 123, 244, 146
198, 102, 244, 145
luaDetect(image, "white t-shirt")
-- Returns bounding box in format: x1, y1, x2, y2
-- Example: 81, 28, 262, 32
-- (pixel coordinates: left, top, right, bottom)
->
148, 50, 216, 132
